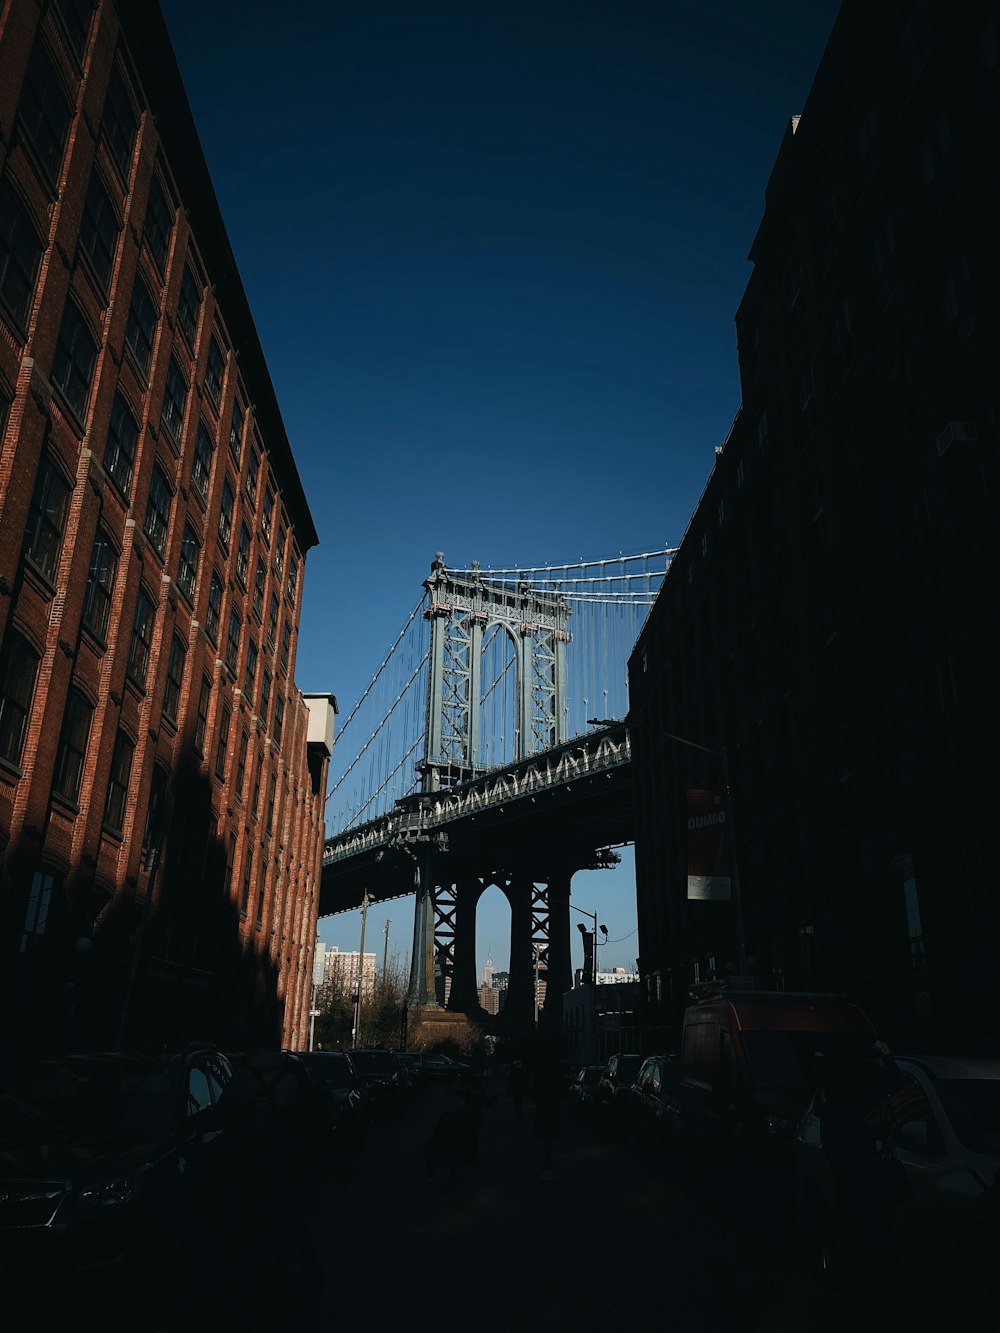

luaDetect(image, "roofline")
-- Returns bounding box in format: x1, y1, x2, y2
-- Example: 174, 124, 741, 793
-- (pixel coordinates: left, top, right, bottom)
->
118, 0, 319, 552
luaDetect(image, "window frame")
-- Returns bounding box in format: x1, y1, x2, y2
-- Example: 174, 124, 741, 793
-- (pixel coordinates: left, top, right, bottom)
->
17, 40, 73, 192
52, 685, 93, 805
81, 526, 118, 642
0, 632, 41, 770
205, 570, 223, 645
143, 172, 174, 275
143, 462, 172, 559
162, 634, 186, 726
101, 59, 138, 182
177, 521, 200, 602
78, 169, 119, 295
0, 177, 44, 333
205, 335, 225, 410
51, 299, 98, 423
23, 451, 72, 585
103, 728, 135, 835
160, 355, 188, 443
124, 274, 158, 378
127, 583, 156, 690
191, 421, 215, 504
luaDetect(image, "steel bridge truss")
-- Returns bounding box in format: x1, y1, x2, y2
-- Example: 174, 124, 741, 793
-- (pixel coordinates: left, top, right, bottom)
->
423, 554, 570, 790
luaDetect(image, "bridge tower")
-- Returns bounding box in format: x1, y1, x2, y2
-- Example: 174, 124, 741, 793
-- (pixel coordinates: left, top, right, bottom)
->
421, 551, 571, 789
408, 554, 574, 1031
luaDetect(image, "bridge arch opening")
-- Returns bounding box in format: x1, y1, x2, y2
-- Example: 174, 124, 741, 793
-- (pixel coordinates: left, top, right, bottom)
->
474, 882, 512, 1015
478, 622, 519, 768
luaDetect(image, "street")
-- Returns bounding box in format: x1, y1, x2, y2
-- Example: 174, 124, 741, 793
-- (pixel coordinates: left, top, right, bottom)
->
167, 1067, 936, 1333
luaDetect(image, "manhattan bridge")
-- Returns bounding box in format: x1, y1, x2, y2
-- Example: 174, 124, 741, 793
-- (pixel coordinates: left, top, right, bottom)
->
321, 548, 672, 1031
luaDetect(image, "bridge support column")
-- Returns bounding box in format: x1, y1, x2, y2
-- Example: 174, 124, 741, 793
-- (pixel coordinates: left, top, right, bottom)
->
542, 871, 572, 1027
505, 879, 536, 1025
447, 880, 480, 1012
407, 847, 439, 1009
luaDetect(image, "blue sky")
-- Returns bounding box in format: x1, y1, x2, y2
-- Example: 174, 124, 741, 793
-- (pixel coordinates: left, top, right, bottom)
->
160, 0, 840, 978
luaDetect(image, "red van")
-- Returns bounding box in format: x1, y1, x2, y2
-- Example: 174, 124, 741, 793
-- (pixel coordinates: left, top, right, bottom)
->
664, 989, 879, 1170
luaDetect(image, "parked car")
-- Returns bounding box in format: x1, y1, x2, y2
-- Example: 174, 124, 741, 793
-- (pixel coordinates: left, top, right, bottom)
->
395, 1052, 424, 1089
663, 988, 878, 1181
0, 1043, 232, 1289
624, 1054, 679, 1161
295, 1050, 370, 1145
567, 1065, 604, 1120
346, 1048, 407, 1118
596, 1052, 643, 1128
795, 1053, 1000, 1304
423, 1053, 473, 1084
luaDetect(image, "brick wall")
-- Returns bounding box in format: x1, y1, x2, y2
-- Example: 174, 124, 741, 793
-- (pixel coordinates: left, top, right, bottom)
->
1, 0, 327, 1063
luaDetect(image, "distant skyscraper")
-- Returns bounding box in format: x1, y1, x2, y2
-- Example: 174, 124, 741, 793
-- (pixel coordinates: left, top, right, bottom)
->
483, 955, 496, 988
324, 947, 376, 999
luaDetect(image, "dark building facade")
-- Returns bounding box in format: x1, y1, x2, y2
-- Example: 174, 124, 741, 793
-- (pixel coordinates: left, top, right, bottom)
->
0, 0, 332, 1064
629, 1, 999, 1052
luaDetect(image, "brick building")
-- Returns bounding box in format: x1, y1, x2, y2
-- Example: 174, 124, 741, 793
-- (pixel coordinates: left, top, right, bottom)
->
0, 0, 333, 1063
629, 0, 999, 1051
323, 948, 376, 1001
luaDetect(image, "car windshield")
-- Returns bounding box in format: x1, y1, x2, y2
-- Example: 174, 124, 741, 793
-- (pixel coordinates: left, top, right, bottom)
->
580, 1068, 601, 1086
0, 1060, 177, 1140
936, 1079, 1000, 1155
742, 1031, 874, 1097
301, 1057, 353, 1089
351, 1051, 397, 1075
616, 1056, 642, 1082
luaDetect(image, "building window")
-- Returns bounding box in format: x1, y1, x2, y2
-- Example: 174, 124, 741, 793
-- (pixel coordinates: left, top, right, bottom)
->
240, 849, 253, 916
253, 558, 266, 619
280, 622, 291, 674
235, 728, 248, 797
162, 635, 185, 725
101, 61, 138, 180
194, 673, 211, 754
23, 452, 72, 583
273, 695, 284, 745
51, 300, 97, 421
262, 488, 274, 543
103, 729, 134, 834
287, 555, 298, 603
102, 393, 138, 496
177, 521, 200, 601
20, 869, 57, 954
218, 478, 235, 550
205, 570, 223, 644
127, 584, 156, 689
53, 0, 96, 62
274, 525, 286, 580
143, 173, 173, 275
244, 639, 257, 704
82, 527, 117, 641
268, 595, 279, 649
141, 764, 168, 864
192, 422, 214, 502
266, 770, 276, 828
0, 632, 40, 768
251, 749, 263, 813
0, 177, 44, 331
17, 41, 72, 190
205, 336, 225, 410
124, 276, 157, 377
228, 399, 244, 460
236, 522, 251, 587
52, 686, 92, 804
223, 833, 236, 897
78, 170, 119, 294
177, 264, 201, 345
256, 860, 267, 926
260, 669, 271, 724
143, 464, 172, 558
161, 356, 187, 442
215, 705, 231, 780
245, 447, 259, 506
225, 610, 241, 676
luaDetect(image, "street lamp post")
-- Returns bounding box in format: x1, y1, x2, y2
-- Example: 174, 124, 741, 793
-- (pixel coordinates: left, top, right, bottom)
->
589, 717, 748, 977
353, 891, 370, 1050
571, 904, 607, 1065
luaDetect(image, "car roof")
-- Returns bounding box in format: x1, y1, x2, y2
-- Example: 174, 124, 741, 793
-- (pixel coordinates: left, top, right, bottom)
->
897, 1055, 1000, 1080
692, 995, 875, 1034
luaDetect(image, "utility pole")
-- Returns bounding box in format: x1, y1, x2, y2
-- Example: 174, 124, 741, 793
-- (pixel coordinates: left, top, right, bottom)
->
382, 918, 391, 983
352, 891, 370, 1050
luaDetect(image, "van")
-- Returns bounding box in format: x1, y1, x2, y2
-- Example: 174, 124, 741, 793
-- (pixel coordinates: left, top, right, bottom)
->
665, 989, 878, 1170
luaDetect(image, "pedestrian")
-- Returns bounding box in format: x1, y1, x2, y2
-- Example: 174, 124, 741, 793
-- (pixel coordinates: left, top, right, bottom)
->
507, 1058, 527, 1122
532, 1050, 564, 1181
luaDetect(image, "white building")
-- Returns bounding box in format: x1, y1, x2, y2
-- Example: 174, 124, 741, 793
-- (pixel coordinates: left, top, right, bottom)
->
324, 947, 376, 998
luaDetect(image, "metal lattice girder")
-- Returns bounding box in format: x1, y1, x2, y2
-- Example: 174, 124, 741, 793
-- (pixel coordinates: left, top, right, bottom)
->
530, 881, 550, 969
529, 628, 559, 753
433, 881, 459, 1004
